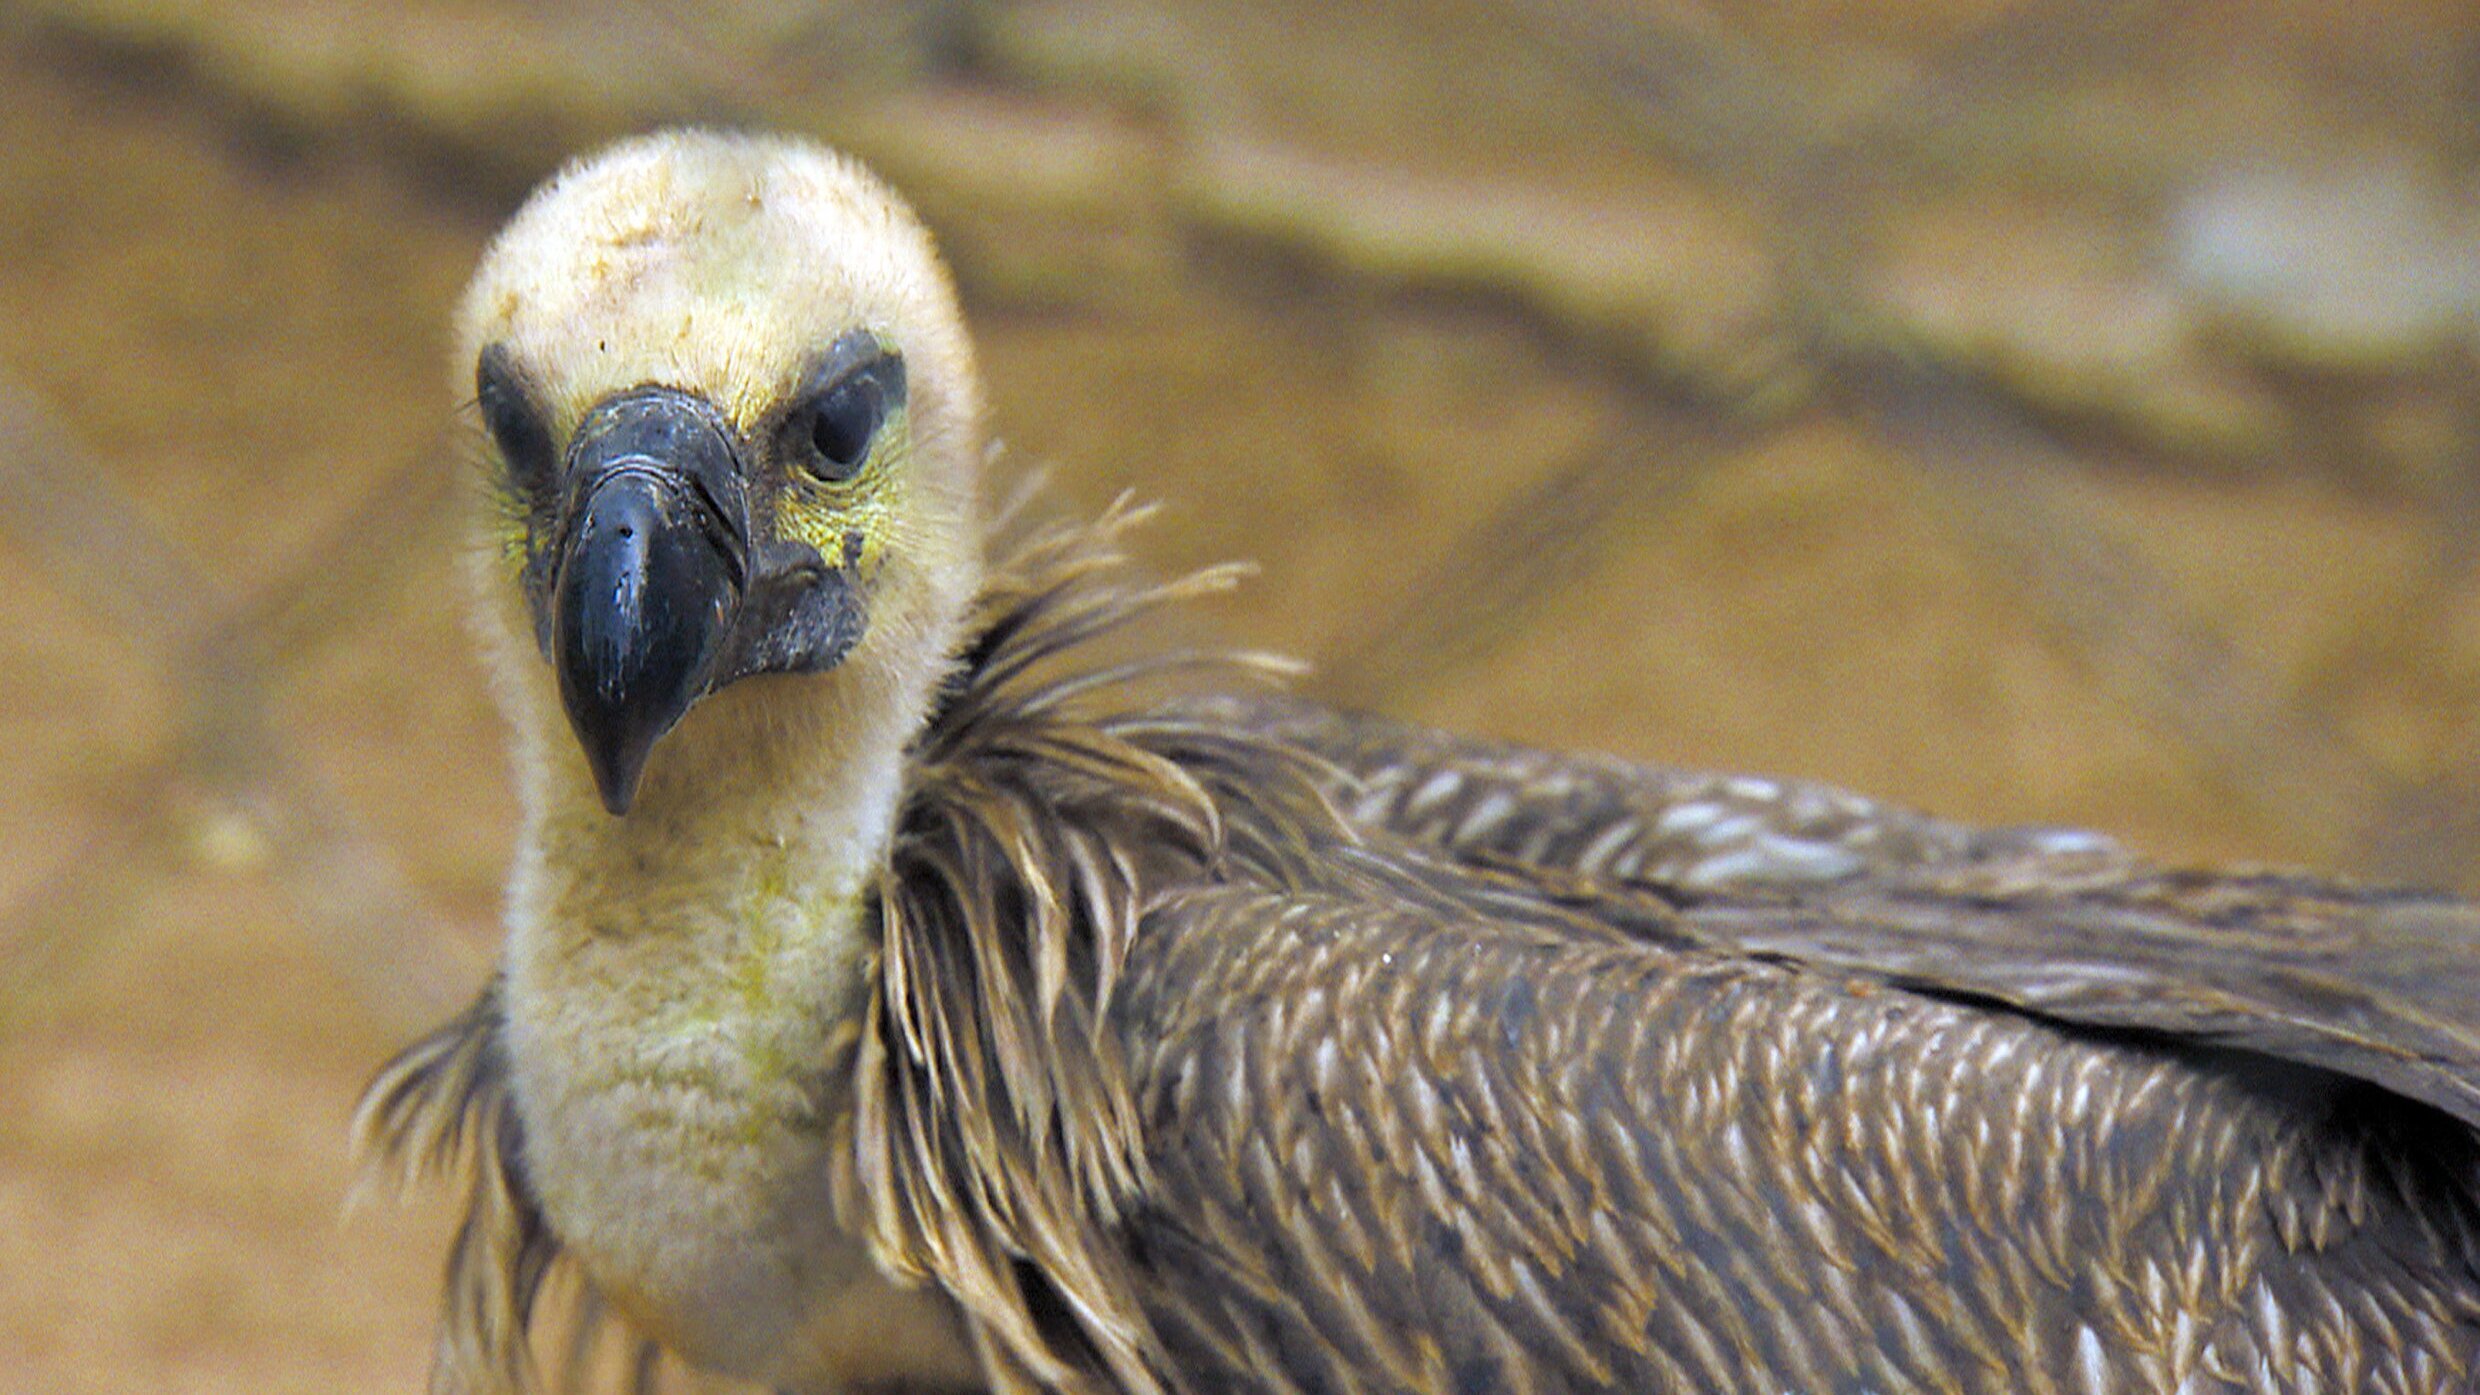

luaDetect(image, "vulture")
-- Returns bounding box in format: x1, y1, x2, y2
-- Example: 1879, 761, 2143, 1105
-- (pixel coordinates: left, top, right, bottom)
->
360, 129, 2480, 1395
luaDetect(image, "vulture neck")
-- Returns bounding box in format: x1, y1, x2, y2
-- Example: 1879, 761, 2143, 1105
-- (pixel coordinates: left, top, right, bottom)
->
491, 634, 970, 1385
508, 660, 929, 991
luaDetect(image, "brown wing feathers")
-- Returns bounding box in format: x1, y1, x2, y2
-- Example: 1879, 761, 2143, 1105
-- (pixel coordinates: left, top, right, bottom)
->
1211, 691, 2132, 892
1115, 881, 2480, 1395
1691, 869, 2480, 1134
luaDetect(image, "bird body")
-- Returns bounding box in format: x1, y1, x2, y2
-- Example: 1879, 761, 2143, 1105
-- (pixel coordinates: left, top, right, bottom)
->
1115, 867, 2480, 1393
363, 131, 2480, 1395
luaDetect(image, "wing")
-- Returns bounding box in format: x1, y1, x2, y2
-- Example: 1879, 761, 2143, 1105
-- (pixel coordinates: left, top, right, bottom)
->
1189, 691, 2129, 891
1686, 864, 2480, 1134
1111, 878, 2480, 1395
1196, 691, 2480, 1134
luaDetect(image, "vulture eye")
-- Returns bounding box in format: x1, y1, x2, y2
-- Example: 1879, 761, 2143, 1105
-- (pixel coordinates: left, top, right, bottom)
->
476, 343, 555, 501
785, 351, 902, 485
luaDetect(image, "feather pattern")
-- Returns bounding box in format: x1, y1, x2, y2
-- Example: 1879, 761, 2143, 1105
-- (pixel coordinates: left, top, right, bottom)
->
1115, 876, 2480, 1394
838, 498, 1357, 1395
1211, 693, 2132, 892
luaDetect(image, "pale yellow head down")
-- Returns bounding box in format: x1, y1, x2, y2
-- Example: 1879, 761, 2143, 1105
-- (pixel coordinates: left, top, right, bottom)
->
455, 129, 986, 826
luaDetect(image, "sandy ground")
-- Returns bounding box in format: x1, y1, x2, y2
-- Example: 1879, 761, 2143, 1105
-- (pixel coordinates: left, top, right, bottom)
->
0, 38, 491, 1393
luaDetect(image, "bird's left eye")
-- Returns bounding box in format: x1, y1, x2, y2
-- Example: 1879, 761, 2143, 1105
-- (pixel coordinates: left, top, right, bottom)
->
786, 360, 896, 484
476, 343, 556, 502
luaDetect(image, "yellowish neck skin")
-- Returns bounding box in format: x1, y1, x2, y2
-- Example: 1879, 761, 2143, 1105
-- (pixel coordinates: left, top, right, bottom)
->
495, 668, 976, 1390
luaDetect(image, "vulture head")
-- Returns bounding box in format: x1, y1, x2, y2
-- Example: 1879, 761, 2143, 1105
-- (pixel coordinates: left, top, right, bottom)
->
456, 130, 985, 820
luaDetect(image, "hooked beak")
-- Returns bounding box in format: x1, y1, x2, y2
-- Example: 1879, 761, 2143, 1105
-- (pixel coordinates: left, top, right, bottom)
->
549, 388, 750, 815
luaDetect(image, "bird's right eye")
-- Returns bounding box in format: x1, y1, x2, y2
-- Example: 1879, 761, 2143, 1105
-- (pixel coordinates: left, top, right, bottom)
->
477, 343, 556, 501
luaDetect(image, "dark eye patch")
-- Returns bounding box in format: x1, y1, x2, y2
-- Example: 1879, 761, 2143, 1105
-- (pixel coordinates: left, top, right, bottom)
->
781, 333, 906, 486
799, 372, 883, 480
476, 342, 555, 501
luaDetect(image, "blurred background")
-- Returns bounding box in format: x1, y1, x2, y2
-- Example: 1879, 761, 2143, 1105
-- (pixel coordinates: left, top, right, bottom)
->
1, 0, 2477, 1389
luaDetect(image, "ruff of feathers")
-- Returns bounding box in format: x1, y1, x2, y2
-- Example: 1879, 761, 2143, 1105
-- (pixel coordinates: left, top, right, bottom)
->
355, 499, 1351, 1395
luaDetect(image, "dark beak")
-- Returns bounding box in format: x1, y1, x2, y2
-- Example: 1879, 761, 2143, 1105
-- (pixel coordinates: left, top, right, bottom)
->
549, 388, 751, 815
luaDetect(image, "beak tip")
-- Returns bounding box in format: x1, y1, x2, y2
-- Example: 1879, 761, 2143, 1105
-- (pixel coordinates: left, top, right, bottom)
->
580, 729, 653, 817
596, 777, 638, 818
